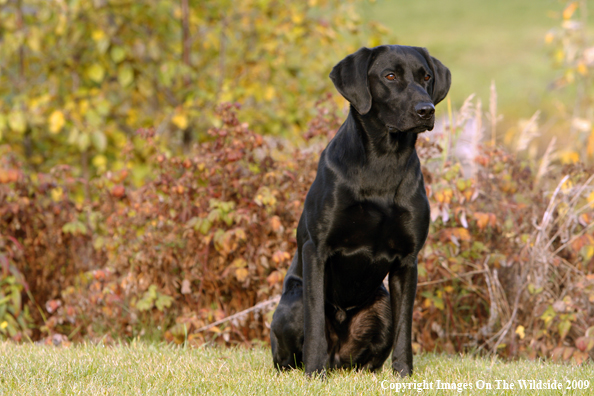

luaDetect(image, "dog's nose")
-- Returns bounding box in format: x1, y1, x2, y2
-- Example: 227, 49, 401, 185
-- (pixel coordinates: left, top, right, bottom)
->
415, 103, 435, 119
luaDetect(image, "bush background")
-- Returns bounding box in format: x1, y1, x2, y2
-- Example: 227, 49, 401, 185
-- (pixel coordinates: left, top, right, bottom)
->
2, 0, 594, 365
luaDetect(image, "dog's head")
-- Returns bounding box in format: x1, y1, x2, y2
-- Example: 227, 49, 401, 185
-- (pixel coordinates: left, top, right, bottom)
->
329, 45, 451, 133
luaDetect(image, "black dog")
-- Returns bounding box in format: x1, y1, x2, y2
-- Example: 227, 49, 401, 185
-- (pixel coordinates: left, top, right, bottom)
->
270, 45, 451, 376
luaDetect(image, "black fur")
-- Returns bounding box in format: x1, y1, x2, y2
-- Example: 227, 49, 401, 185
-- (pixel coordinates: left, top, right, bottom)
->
270, 45, 451, 376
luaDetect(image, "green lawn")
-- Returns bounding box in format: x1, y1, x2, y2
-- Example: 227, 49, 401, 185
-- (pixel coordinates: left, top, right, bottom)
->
1, 342, 593, 395
360, 0, 594, 123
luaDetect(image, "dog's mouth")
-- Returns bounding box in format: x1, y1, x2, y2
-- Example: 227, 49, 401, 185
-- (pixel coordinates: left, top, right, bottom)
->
386, 121, 434, 134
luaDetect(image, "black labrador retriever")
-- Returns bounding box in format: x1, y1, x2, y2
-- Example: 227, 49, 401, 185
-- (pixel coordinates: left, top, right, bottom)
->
270, 45, 451, 377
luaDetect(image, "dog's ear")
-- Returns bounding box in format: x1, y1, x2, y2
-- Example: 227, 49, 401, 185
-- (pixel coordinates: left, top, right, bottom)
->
329, 47, 374, 115
413, 47, 451, 106
429, 56, 451, 105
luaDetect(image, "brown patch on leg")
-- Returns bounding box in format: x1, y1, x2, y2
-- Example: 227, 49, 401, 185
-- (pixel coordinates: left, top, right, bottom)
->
325, 286, 394, 371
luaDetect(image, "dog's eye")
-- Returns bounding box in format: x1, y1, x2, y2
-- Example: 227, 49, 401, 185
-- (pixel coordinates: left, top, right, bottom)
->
424, 74, 431, 81
385, 73, 396, 81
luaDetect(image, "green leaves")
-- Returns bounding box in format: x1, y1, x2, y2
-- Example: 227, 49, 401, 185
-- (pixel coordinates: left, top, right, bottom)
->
0, 255, 32, 340
8, 111, 27, 134
110, 46, 127, 63
117, 65, 134, 87
136, 285, 174, 312
62, 221, 88, 235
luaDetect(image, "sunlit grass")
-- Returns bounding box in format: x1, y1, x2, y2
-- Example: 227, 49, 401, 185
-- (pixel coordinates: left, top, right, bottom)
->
1, 342, 593, 395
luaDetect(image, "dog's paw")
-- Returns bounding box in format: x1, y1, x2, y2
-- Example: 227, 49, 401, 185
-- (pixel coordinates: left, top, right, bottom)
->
305, 368, 327, 380
392, 361, 413, 377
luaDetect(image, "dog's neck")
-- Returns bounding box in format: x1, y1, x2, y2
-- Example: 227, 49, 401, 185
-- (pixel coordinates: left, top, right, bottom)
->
349, 106, 418, 159
325, 107, 420, 198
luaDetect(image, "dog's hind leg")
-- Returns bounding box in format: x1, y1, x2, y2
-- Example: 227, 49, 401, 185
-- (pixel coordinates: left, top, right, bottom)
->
331, 286, 394, 372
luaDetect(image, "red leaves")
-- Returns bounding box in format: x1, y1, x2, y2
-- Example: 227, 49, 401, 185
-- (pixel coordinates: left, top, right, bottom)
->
45, 299, 61, 314
575, 336, 594, 352
110, 184, 125, 198
0, 169, 19, 184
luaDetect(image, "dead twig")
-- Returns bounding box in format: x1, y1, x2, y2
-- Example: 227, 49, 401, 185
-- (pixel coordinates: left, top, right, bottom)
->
196, 295, 281, 333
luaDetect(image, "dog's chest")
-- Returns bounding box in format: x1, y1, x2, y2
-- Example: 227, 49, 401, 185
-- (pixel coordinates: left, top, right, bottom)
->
325, 198, 413, 260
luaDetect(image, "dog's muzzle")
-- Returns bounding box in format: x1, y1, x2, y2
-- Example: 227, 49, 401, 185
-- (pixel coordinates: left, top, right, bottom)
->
414, 102, 435, 120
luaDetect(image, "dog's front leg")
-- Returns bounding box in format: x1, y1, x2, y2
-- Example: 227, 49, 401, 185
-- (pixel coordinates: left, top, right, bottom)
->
301, 240, 328, 376
389, 259, 418, 377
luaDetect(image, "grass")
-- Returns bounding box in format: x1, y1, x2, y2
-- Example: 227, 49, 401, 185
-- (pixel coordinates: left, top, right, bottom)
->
1, 342, 593, 395
360, 0, 594, 124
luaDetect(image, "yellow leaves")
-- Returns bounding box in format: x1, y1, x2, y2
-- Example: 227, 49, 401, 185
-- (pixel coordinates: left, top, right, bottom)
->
291, 11, 304, 25
231, 258, 248, 282
515, 325, 525, 340
559, 318, 572, 339
254, 187, 278, 208
473, 212, 496, 230
27, 26, 42, 52
264, 86, 276, 101
92, 154, 107, 171
8, 111, 27, 133
110, 46, 127, 63
581, 245, 594, 262
92, 29, 110, 54
559, 150, 580, 164
86, 63, 105, 83
544, 31, 555, 44
172, 110, 189, 130
50, 187, 64, 202
441, 227, 471, 245
48, 110, 65, 134
118, 64, 134, 87
434, 188, 453, 204
92, 30, 106, 42
235, 267, 249, 282
451, 227, 471, 242
272, 250, 291, 264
